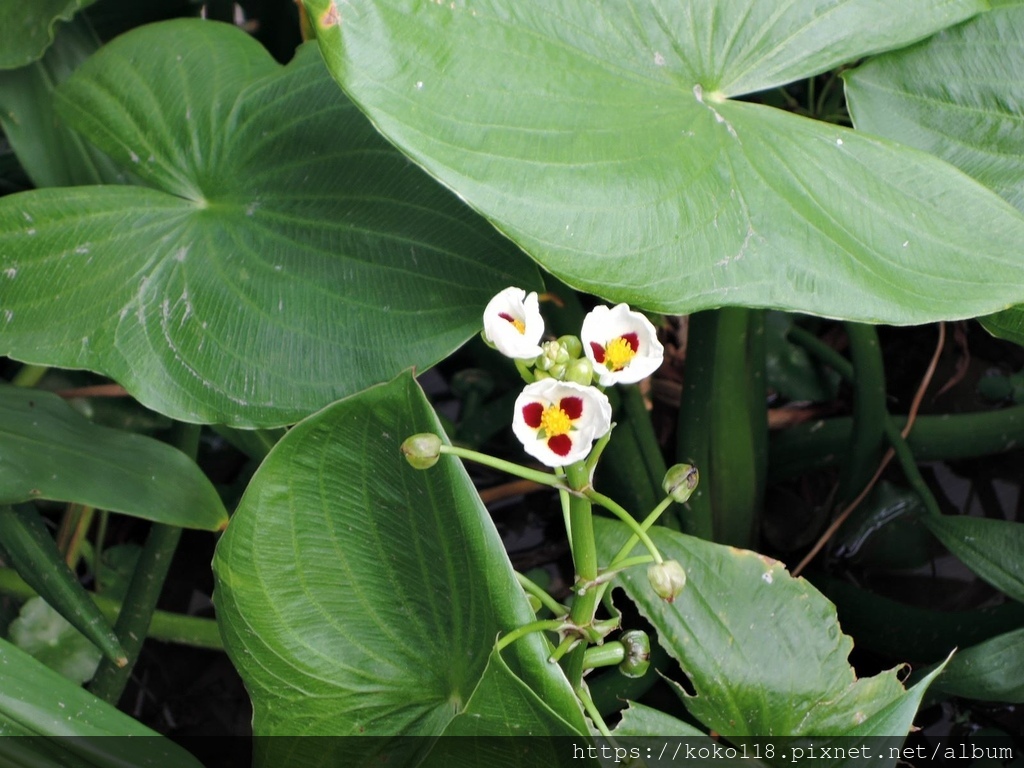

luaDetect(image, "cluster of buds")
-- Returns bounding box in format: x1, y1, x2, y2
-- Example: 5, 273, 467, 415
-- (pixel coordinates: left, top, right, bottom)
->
482, 287, 664, 468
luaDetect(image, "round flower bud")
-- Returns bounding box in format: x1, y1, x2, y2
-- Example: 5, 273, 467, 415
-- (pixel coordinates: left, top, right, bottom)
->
618, 630, 651, 679
663, 463, 699, 503
400, 433, 442, 469
564, 357, 594, 387
647, 560, 686, 602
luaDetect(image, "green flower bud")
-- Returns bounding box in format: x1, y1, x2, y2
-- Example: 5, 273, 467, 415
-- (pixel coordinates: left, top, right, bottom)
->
564, 357, 594, 386
648, 560, 686, 602
400, 433, 442, 469
618, 629, 651, 678
556, 335, 583, 360
663, 463, 699, 503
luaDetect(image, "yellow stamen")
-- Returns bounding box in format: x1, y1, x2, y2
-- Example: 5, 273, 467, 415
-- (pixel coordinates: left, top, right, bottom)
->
511, 318, 526, 334
540, 405, 572, 436
604, 337, 637, 370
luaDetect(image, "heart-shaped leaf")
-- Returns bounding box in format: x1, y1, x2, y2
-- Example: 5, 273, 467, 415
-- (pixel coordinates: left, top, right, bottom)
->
845, 6, 1024, 341
213, 372, 586, 749
0, 384, 226, 530
594, 518, 921, 737
0, 19, 538, 426
305, 0, 1024, 323
0, 0, 97, 69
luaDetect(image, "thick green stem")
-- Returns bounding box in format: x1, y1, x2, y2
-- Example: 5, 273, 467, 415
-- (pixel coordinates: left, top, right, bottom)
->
88, 423, 199, 704
563, 461, 598, 688
676, 309, 762, 546
839, 323, 887, 504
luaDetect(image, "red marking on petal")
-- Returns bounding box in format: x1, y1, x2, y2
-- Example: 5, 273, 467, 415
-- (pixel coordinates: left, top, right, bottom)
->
499, 312, 515, 323
548, 434, 572, 456
559, 397, 583, 420
623, 332, 639, 352
522, 402, 544, 428
589, 342, 606, 363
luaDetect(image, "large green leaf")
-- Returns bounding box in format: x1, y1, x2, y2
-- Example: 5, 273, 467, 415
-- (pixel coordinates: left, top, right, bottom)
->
213, 372, 586, 752
0, 19, 538, 427
305, 0, 1024, 323
845, 5, 1024, 214
0, 0, 98, 69
922, 515, 1024, 603
0, 385, 226, 530
594, 518, 921, 737
844, 6, 1024, 341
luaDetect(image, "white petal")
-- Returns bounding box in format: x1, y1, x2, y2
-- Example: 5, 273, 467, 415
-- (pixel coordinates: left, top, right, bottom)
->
511, 379, 612, 467
581, 303, 664, 386
482, 287, 545, 359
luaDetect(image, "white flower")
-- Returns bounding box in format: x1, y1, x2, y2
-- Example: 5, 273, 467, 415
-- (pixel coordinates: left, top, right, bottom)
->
512, 379, 612, 467
581, 304, 664, 386
482, 287, 544, 360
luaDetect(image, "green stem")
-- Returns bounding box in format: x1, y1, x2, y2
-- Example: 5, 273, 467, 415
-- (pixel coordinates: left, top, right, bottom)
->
595, 496, 673, 605
882, 418, 942, 518
788, 325, 943, 519
770, 406, 1024, 482
88, 423, 199, 704
495, 619, 566, 653
576, 683, 613, 738
0, 568, 223, 650
11, 364, 47, 387
586, 490, 663, 564
515, 571, 567, 616
439, 445, 564, 490
564, 461, 598, 688
583, 641, 625, 670
548, 634, 578, 665
839, 323, 887, 505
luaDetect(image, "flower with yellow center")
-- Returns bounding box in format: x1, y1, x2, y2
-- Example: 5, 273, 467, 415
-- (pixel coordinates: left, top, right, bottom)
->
482, 287, 544, 359
512, 379, 612, 467
581, 304, 664, 386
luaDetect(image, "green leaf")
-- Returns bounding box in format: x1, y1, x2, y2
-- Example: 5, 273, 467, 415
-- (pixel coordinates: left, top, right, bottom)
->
8, 596, 101, 684
305, 0, 1024, 323
845, 5, 1024, 214
927, 628, 1024, 703
0, 14, 124, 188
0, 636, 205, 767
0, 0, 98, 69
844, 6, 1024, 342
0, 20, 538, 427
0, 504, 125, 666
213, 372, 586, 742
922, 515, 1024, 603
0, 385, 227, 530
613, 702, 710, 738
594, 518, 915, 737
